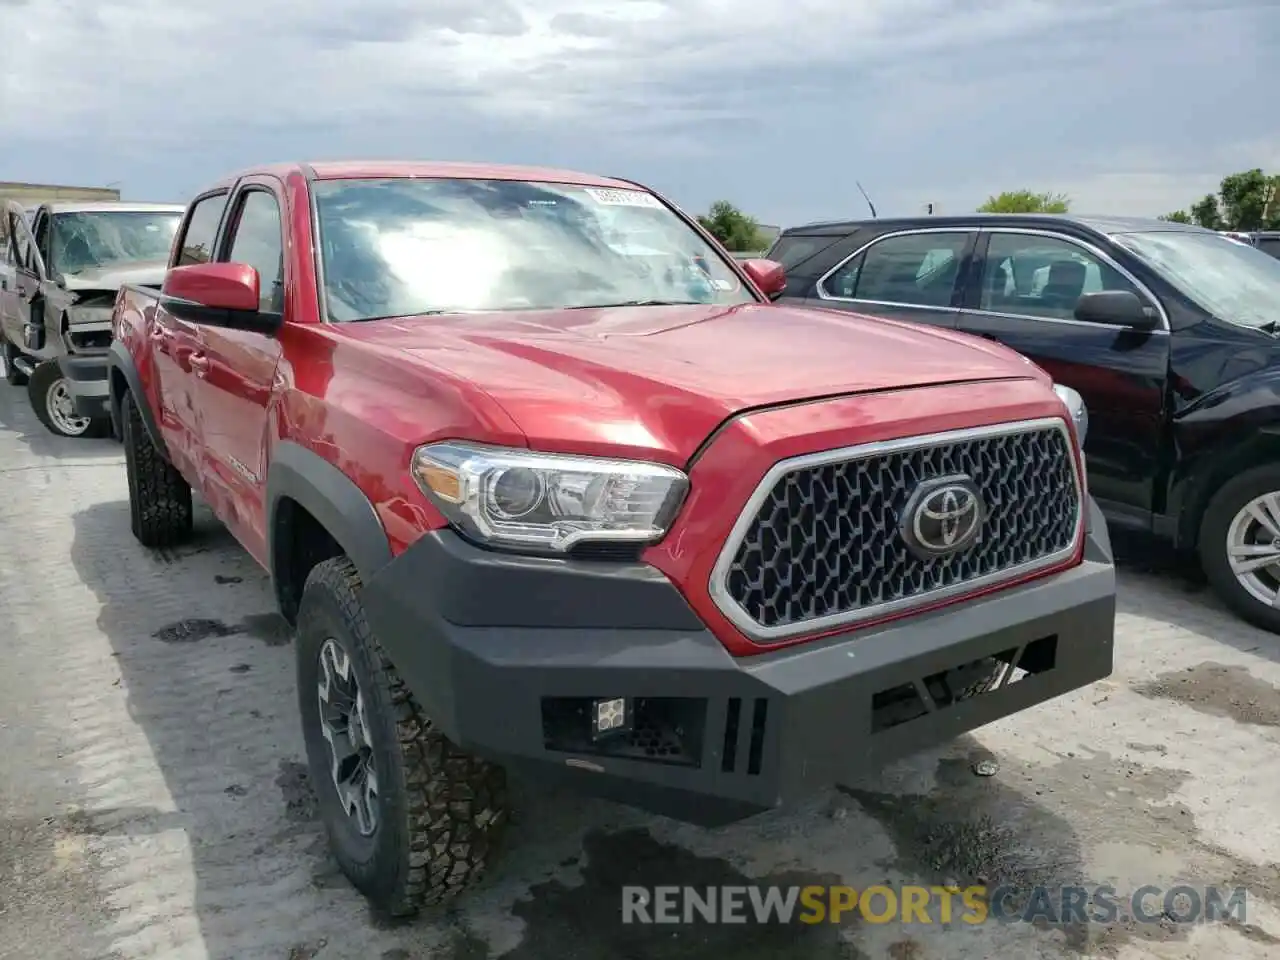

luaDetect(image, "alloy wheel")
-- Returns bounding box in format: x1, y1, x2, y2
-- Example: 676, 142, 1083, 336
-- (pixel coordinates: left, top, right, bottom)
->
1226, 491, 1280, 608
47, 377, 92, 435
317, 637, 380, 837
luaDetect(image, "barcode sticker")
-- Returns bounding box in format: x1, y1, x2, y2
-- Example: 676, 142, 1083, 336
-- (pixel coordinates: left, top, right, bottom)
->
585, 187, 663, 209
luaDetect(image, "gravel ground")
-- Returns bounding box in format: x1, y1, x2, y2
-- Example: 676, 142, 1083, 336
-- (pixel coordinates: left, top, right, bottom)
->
3, 380, 1280, 960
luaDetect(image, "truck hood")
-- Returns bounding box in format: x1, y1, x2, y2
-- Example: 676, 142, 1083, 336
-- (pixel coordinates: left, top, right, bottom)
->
61, 259, 168, 292
332, 302, 1046, 463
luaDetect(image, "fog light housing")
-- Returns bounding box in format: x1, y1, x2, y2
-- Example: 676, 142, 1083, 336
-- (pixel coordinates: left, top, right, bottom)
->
592, 697, 632, 739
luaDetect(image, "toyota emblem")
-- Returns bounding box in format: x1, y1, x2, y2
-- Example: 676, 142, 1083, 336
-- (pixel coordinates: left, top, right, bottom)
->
900, 475, 985, 559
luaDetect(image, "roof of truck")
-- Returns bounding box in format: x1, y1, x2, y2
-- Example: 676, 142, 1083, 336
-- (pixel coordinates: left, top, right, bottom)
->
45, 201, 186, 215
204, 161, 642, 192
780, 213, 1208, 237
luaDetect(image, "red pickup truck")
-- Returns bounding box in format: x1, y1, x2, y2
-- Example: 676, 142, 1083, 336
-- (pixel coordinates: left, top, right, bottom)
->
86, 161, 1115, 916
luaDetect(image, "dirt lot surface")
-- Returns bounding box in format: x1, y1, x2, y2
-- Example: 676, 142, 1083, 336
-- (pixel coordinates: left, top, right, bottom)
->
3, 382, 1280, 960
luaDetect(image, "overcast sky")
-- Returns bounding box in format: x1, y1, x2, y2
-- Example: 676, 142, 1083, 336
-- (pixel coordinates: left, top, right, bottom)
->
1, 0, 1275, 226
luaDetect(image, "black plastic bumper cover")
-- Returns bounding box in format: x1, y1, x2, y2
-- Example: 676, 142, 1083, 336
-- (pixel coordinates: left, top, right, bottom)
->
57, 353, 110, 420
360, 498, 1116, 826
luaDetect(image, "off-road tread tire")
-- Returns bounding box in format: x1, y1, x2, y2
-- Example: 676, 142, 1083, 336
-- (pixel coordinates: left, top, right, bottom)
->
297, 557, 508, 918
1199, 463, 1280, 635
27, 360, 109, 438
2, 342, 26, 386
122, 389, 193, 547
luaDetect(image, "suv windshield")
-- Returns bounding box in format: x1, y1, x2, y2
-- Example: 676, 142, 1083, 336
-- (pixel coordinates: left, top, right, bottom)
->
50, 211, 180, 275
311, 178, 754, 321
1113, 229, 1280, 329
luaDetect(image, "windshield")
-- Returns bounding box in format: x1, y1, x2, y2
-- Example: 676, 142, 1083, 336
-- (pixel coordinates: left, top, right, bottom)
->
1112, 229, 1280, 328
50, 211, 181, 275
311, 178, 754, 321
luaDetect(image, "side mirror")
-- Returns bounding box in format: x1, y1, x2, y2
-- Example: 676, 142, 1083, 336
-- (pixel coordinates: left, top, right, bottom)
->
740, 258, 787, 300
1074, 290, 1158, 330
161, 262, 281, 334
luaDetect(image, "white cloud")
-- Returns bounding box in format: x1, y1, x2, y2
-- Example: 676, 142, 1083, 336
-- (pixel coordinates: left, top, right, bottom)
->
0, 0, 1149, 136
0, 0, 1274, 222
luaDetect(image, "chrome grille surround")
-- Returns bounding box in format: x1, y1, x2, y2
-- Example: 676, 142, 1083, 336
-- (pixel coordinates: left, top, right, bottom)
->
707, 417, 1084, 644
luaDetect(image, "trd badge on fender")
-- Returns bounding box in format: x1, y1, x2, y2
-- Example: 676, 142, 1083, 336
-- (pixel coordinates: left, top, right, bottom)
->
899, 474, 986, 559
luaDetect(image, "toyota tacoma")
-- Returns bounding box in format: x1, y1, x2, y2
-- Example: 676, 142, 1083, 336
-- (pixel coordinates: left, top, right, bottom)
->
103, 161, 1115, 916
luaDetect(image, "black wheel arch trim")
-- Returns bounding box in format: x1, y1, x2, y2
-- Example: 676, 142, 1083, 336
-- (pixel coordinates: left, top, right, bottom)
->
1166, 425, 1280, 550
266, 441, 394, 592
107, 340, 167, 457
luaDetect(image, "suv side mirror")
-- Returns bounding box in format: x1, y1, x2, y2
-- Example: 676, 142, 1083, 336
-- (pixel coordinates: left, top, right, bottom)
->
740, 258, 787, 300
161, 262, 282, 334
1074, 290, 1159, 330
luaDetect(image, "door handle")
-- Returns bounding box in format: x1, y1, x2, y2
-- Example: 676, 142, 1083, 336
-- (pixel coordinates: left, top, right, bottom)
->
189, 353, 210, 378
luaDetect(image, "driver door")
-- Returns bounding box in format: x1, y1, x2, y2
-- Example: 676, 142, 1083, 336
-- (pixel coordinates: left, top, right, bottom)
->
956, 229, 1171, 512
0, 205, 21, 344
0, 202, 48, 353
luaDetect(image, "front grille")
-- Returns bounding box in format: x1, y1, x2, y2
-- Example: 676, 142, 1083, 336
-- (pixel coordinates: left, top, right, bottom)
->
712, 418, 1082, 642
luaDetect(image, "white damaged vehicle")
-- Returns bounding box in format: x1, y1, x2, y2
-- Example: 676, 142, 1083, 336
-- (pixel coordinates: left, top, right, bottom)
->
0, 199, 183, 436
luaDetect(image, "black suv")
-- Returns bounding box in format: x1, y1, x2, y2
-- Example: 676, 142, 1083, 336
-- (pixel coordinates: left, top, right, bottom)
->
767, 214, 1280, 633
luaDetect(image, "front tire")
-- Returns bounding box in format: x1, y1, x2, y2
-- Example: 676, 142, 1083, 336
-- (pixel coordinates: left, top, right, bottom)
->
1199, 464, 1280, 634
296, 557, 508, 917
122, 389, 193, 547
27, 360, 107, 437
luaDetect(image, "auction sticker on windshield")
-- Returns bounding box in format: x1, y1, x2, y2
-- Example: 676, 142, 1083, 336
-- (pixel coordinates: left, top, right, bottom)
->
585, 188, 664, 209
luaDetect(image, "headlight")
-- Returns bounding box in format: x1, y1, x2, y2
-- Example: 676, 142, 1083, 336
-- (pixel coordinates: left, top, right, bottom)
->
1053, 384, 1088, 446
411, 441, 690, 554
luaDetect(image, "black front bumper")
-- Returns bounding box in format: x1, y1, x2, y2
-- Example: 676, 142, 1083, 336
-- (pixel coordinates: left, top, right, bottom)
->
360, 499, 1116, 826
56, 353, 111, 420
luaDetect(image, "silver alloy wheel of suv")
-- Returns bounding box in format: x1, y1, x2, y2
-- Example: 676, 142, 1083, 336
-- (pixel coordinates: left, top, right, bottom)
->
1225, 492, 1280, 608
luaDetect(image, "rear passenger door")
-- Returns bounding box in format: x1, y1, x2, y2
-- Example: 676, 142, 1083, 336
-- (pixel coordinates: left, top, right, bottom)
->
956, 229, 1171, 513
810, 229, 977, 329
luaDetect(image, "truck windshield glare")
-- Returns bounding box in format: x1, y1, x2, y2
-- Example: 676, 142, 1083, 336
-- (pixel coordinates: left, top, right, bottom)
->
311, 177, 754, 321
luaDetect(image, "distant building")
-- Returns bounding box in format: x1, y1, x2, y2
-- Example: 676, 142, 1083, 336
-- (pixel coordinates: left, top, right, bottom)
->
0, 181, 123, 245
0, 180, 121, 206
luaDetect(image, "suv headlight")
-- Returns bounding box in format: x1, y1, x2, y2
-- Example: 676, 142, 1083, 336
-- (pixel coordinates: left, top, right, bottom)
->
411, 441, 690, 554
1053, 384, 1088, 446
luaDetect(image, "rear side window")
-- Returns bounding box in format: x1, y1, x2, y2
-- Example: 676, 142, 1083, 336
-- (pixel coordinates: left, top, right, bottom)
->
822, 232, 972, 307
176, 192, 228, 266
766, 235, 835, 270
1257, 237, 1280, 260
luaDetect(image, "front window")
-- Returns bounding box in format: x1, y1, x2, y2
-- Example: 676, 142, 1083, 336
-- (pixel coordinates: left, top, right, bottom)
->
50, 211, 181, 276
1113, 229, 1280, 328
311, 177, 754, 322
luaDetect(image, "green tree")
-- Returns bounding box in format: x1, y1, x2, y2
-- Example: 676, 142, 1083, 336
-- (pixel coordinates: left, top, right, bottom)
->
1170, 170, 1280, 231
1189, 194, 1222, 230
1218, 169, 1280, 231
1157, 210, 1192, 224
697, 201, 767, 252
977, 190, 1071, 214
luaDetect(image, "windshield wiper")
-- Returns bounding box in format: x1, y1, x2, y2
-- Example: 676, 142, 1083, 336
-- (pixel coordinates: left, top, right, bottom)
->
566, 299, 705, 309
